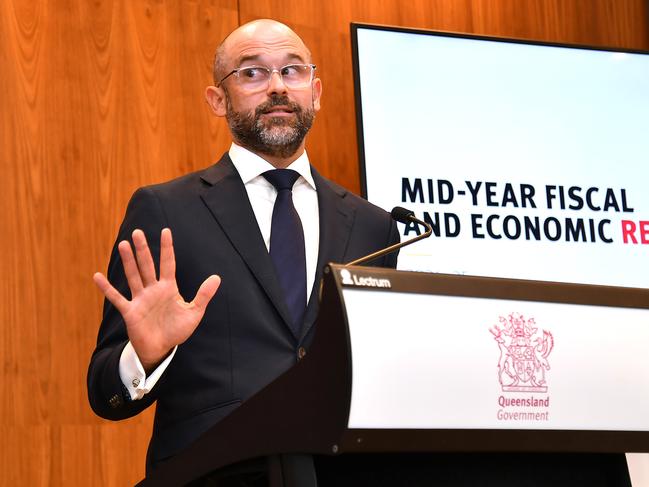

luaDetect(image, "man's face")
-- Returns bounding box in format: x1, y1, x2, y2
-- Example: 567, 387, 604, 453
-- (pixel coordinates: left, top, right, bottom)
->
206, 22, 322, 160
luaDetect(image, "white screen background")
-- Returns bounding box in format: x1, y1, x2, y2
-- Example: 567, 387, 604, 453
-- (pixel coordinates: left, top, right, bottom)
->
356, 28, 649, 288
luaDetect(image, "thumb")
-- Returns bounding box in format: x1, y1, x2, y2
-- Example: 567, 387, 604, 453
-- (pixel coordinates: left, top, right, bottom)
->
192, 275, 221, 311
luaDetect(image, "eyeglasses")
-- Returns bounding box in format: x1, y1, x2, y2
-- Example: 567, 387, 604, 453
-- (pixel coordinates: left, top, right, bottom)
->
217, 64, 316, 91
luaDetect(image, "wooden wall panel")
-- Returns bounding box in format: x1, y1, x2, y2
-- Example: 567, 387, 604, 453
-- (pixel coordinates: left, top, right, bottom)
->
0, 1, 237, 485
239, 0, 649, 194
1, 0, 647, 485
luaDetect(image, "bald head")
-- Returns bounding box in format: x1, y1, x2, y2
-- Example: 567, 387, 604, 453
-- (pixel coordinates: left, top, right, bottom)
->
213, 19, 312, 84
205, 18, 322, 166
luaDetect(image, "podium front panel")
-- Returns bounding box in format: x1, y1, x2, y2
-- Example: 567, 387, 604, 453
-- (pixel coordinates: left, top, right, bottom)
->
343, 289, 649, 431
331, 265, 649, 448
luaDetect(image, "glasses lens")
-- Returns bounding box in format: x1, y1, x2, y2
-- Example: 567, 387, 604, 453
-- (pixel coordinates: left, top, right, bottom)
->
280, 64, 313, 88
238, 67, 271, 88
235, 65, 313, 91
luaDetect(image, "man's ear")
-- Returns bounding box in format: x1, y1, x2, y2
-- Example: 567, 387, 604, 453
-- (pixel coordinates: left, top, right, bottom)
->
205, 86, 227, 117
312, 77, 322, 112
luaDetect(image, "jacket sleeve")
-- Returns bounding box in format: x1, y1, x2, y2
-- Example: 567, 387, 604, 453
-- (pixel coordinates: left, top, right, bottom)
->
87, 186, 169, 420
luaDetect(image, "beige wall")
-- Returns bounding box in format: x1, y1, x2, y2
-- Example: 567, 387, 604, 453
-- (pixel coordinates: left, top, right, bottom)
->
1, 1, 647, 484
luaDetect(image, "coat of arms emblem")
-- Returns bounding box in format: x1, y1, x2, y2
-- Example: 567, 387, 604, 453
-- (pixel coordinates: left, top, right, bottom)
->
490, 313, 554, 393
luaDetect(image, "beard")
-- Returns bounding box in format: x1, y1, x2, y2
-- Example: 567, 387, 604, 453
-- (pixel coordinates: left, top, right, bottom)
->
225, 93, 315, 159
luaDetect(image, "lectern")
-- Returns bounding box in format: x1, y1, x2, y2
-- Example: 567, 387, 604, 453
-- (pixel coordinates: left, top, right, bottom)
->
138, 265, 649, 486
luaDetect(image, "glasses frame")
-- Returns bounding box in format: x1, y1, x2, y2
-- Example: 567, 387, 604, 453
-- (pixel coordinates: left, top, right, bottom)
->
216, 63, 317, 90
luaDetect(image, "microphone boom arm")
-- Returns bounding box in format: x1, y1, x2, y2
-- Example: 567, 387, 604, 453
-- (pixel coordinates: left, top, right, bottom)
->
345, 212, 432, 267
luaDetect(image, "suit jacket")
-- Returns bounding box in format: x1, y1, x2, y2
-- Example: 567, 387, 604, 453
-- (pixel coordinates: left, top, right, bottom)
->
87, 153, 399, 470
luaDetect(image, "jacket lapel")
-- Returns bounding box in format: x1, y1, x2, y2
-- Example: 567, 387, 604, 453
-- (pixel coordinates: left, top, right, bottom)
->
302, 167, 356, 337
199, 154, 295, 334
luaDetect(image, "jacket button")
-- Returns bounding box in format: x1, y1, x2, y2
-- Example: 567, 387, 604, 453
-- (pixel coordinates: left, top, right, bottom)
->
297, 347, 307, 360
109, 394, 123, 408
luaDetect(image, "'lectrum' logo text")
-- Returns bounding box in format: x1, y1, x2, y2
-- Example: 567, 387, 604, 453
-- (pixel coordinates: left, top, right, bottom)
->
340, 269, 391, 288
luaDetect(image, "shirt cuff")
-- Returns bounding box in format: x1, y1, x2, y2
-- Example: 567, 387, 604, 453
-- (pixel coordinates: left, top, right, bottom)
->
118, 342, 177, 400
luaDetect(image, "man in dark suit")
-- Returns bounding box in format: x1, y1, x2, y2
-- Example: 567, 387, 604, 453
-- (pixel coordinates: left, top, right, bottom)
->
87, 18, 399, 473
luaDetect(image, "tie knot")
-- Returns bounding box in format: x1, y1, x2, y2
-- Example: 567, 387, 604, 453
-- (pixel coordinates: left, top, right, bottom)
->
263, 169, 300, 192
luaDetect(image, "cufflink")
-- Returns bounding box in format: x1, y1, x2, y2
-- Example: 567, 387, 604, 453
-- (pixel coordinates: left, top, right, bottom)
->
132, 377, 140, 387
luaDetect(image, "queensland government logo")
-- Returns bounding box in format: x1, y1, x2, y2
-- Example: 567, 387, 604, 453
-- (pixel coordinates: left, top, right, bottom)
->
489, 313, 554, 393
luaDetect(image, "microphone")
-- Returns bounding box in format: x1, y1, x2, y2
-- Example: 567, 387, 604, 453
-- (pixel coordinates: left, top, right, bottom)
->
345, 206, 433, 266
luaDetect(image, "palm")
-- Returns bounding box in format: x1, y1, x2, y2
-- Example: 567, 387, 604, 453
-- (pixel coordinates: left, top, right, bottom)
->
94, 229, 220, 370
121, 280, 199, 360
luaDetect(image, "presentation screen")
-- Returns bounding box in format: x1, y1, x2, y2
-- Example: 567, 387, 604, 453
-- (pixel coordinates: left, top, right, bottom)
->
351, 24, 649, 288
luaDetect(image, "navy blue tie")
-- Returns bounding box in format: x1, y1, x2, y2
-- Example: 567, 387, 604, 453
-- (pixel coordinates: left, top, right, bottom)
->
263, 169, 307, 336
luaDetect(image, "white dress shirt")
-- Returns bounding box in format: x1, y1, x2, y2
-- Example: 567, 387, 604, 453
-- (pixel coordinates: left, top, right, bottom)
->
118, 143, 320, 400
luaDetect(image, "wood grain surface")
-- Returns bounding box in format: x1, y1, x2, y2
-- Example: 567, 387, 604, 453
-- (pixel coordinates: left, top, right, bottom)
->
0, 1, 237, 484
1, 1, 647, 485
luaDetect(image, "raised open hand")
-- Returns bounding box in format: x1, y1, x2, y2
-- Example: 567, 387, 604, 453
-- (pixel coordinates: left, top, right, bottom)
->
93, 228, 220, 372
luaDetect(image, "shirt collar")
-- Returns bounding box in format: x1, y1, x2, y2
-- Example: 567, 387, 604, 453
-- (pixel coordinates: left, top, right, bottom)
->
228, 143, 316, 190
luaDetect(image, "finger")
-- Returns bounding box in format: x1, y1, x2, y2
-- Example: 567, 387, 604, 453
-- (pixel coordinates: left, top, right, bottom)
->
93, 272, 130, 314
117, 240, 144, 295
159, 228, 176, 281
132, 229, 157, 286
192, 275, 221, 312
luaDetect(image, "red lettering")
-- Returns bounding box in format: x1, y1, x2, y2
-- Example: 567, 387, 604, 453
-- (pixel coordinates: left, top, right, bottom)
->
640, 221, 649, 244
622, 220, 649, 244
622, 220, 637, 244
